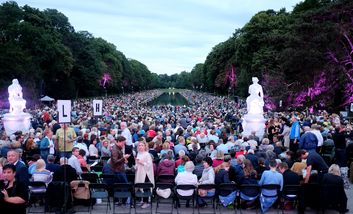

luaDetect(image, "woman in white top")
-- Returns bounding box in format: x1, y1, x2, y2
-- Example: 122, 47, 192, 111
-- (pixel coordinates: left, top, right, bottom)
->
135, 142, 154, 209
175, 161, 198, 208
89, 137, 99, 158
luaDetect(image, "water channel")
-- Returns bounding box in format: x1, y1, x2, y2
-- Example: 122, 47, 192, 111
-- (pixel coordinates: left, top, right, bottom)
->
148, 92, 189, 106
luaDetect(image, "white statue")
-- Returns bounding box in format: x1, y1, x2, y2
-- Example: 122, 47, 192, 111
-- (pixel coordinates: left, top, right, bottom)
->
8, 79, 26, 114
2, 78, 32, 136
246, 77, 264, 115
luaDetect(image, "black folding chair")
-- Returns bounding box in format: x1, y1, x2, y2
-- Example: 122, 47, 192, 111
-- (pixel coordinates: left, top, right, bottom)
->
239, 184, 260, 214
157, 174, 175, 183
197, 184, 217, 214
134, 182, 154, 214
175, 184, 196, 214
28, 181, 47, 213
260, 184, 281, 214
89, 183, 111, 214
90, 165, 103, 173
281, 185, 300, 213
81, 172, 99, 183
217, 183, 238, 214
113, 183, 133, 214
127, 173, 135, 183
155, 183, 175, 214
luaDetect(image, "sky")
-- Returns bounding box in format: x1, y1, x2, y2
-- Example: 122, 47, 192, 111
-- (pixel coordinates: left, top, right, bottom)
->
11, 0, 302, 75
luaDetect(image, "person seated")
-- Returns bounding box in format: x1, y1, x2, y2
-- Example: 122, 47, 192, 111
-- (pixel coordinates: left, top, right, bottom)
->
157, 152, 175, 183
0, 164, 28, 214
215, 162, 236, 207
45, 155, 60, 174
31, 159, 52, 185
197, 157, 215, 207
212, 150, 224, 167
175, 161, 198, 207
321, 164, 349, 213
77, 149, 90, 172
258, 159, 283, 213
242, 159, 258, 185
53, 157, 78, 184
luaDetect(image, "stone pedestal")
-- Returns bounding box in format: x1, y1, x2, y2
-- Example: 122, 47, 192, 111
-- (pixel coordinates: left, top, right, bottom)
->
242, 114, 266, 139
2, 112, 32, 136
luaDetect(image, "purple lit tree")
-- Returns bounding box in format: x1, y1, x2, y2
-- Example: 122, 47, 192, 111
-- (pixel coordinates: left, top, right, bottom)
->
100, 73, 112, 89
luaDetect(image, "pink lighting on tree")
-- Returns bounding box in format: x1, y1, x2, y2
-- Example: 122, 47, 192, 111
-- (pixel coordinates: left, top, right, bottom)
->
100, 73, 111, 89
228, 65, 237, 89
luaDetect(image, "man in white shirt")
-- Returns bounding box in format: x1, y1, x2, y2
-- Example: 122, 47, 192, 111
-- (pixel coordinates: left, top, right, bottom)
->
120, 122, 133, 146
311, 124, 324, 148
68, 147, 83, 175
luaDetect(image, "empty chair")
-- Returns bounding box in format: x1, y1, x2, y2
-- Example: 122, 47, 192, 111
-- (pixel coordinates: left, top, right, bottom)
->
89, 183, 111, 214
134, 182, 154, 213
175, 184, 197, 214
113, 183, 133, 214
90, 165, 103, 173
155, 183, 175, 214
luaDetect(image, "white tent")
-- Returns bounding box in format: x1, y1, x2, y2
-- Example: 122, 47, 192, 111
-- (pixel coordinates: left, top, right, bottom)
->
40, 96, 55, 102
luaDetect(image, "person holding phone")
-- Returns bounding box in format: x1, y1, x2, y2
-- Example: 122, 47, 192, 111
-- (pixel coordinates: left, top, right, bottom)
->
0, 164, 28, 214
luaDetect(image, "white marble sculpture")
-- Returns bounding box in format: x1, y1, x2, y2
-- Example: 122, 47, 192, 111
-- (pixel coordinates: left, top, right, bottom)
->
2, 79, 32, 135
242, 77, 266, 138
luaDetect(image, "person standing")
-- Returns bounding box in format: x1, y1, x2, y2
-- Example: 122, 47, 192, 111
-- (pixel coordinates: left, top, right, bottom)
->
110, 136, 130, 183
120, 122, 133, 146
289, 116, 301, 154
40, 129, 55, 163
135, 142, 154, 209
298, 149, 328, 183
56, 124, 77, 158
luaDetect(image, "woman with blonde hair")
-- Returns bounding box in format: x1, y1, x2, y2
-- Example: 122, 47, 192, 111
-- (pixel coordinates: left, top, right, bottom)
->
135, 142, 154, 209
160, 141, 174, 157
321, 164, 348, 213
31, 159, 53, 185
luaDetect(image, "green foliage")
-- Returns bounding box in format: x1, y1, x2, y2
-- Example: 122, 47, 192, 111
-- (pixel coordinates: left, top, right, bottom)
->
0, 1, 158, 100
194, 0, 353, 110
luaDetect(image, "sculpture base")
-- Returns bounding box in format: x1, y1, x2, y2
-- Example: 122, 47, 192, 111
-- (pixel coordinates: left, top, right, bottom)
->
2, 113, 32, 136
242, 114, 266, 139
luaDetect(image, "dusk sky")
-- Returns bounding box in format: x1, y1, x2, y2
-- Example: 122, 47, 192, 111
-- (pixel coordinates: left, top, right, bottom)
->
11, 0, 302, 75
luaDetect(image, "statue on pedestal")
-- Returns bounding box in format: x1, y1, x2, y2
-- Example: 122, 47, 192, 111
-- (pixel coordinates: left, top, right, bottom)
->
2, 79, 31, 136
8, 79, 26, 114
246, 77, 264, 115
242, 77, 266, 139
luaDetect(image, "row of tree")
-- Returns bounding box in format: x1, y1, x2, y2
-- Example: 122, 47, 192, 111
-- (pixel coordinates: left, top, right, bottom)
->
186, 0, 353, 111
0, 1, 170, 101
1, 0, 353, 111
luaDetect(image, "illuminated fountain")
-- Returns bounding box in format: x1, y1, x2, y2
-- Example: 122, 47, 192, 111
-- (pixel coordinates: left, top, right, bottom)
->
2, 79, 32, 136
242, 77, 266, 138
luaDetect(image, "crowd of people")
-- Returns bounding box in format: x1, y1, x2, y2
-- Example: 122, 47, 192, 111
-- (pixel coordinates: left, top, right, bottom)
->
0, 90, 352, 213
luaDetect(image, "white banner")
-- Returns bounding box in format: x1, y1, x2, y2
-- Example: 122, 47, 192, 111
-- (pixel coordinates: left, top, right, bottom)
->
351, 103, 353, 112
93, 100, 103, 116
57, 100, 71, 123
